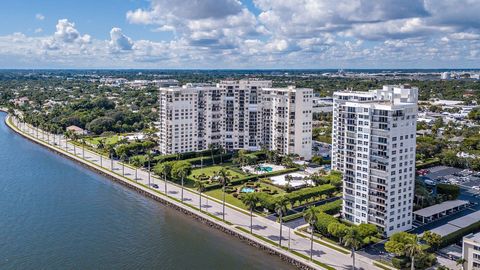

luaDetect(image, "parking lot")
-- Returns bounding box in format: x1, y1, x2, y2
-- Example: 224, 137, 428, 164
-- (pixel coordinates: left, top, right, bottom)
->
423, 166, 480, 192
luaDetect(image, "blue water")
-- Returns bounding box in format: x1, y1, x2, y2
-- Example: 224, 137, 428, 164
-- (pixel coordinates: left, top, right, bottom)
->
241, 187, 256, 193
0, 112, 293, 270
257, 166, 273, 172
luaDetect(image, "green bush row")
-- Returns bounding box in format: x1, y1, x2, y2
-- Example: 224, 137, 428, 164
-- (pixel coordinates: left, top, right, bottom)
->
154, 149, 224, 164
440, 219, 480, 248
281, 199, 342, 222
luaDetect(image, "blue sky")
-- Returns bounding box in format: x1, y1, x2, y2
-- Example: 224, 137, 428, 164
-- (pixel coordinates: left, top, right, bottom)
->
0, 0, 479, 68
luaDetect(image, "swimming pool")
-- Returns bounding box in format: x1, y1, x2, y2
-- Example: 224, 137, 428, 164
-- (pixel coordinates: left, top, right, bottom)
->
241, 187, 256, 193
257, 166, 273, 172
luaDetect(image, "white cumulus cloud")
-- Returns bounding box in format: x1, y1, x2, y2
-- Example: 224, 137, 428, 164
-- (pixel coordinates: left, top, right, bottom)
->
109, 28, 134, 51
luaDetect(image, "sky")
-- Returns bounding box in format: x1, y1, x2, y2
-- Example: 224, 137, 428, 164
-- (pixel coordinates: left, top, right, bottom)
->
0, 0, 479, 69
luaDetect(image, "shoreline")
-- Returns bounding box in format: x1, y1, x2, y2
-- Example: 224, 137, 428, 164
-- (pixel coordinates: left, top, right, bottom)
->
3, 113, 321, 270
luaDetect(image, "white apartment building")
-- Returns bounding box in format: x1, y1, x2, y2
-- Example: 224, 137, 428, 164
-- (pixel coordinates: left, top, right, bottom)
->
158, 79, 313, 159
332, 85, 418, 236
463, 232, 480, 270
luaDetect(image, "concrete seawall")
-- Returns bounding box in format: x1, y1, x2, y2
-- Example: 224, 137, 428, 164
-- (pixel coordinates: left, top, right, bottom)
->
4, 114, 322, 270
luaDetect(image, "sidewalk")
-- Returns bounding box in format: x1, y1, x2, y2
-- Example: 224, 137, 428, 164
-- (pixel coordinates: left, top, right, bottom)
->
8, 116, 386, 270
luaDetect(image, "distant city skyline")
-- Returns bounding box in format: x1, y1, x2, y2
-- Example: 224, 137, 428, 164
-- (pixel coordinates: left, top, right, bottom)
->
0, 0, 479, 69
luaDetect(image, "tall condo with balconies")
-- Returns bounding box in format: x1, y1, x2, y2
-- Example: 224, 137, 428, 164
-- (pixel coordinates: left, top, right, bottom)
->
158, 79, 313, 159
332, 85, 418, 236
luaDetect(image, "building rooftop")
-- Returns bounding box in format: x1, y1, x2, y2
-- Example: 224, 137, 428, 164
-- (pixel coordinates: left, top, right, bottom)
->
464, 232, 480, 243
413, 200, 469, 217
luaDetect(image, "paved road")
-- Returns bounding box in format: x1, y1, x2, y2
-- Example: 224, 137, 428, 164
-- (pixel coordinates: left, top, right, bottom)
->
11, 118, 387, 270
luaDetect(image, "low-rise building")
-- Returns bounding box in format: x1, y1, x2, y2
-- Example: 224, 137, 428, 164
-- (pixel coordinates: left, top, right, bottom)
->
463, 232, 480, 270
66, 125, 87, 135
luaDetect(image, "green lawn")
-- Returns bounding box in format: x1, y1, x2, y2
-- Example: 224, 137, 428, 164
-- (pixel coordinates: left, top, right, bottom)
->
204, 181, 286, 211
85, 135, 121, 146
189, 165, 245, 182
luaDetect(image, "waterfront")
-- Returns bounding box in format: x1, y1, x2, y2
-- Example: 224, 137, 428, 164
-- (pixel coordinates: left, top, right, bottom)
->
0, 112, 294, 270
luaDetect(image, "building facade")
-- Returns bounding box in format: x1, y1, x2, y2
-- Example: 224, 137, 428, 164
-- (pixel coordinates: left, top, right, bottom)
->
463, 233, 480, 270
158, 79, 313, 159
332, 85, 418, 236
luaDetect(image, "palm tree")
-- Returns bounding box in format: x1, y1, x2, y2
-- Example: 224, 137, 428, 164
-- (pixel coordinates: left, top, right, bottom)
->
208, 143, 216, 165
456, 258, 467, 270
342, 228, 363, 270
218, 145, 225, 164
241, 193, 259, 234
194, 181, 206, 210
303, 206, 319, 260
120, 153, 128, 176
71, 133, 78, 155
275, 199, 289, 247
106, 144, 116, 170
155, 162, 172, 194
405, 235, 423, 270
217, 168, 230, 221
81, 138, 86, 159
146, 152, 153, 185
176, 163, 192, 201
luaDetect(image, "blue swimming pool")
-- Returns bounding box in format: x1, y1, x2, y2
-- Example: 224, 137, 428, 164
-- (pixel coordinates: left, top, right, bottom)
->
257, 166, 273, 172
241, 187, 255, 193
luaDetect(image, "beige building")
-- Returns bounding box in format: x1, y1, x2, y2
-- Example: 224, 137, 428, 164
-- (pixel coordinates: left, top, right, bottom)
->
463, 232, 480, 270
158, 79, 313, 159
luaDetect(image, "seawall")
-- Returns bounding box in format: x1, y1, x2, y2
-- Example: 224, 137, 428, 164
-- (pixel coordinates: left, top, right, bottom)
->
4, 114, 322, 270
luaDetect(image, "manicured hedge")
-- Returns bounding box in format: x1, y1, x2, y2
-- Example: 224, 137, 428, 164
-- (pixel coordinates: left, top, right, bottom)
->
154, 149, 224, 164
440, 220, 480, 248
185, 153, 234, 166
284, 184, 336, 205
281, 199, 342, 222
316, 199, 342, 215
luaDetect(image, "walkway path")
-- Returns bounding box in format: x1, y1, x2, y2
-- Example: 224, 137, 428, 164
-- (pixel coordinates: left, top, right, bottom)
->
8, 117, 386, 270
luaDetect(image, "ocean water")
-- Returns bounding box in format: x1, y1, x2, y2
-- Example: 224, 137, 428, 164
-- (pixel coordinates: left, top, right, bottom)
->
0, 112, 293, 270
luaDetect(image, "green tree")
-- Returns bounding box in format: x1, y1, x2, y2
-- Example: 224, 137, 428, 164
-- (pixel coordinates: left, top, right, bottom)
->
275, 199, 289, 247
342, 228, 363, 270
241, 193, 259, 234
153, 161, 172, 193
327, 222, 348, 242
421, 231, 442, 250
405, 235, 423, 270
303, 206, 319, 260
217, 168, 230, 221
171, 161, 192, 201
194, 180, 206, 210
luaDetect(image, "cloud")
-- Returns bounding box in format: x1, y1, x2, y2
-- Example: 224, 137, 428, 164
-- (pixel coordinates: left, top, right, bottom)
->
109, 28, 134, 51
34, 28, 43, 34
54, 19, 91, 44
1, 1, 480, 68
35, 13, 45, 21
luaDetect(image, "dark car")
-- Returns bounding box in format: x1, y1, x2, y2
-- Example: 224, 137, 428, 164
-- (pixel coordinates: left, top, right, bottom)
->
151, 184, 159, 189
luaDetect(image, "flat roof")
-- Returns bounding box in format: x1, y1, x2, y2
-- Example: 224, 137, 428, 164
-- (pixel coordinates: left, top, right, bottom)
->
430, 211, 480, 237
413, 200, 469, 217
464, 232, 480, 244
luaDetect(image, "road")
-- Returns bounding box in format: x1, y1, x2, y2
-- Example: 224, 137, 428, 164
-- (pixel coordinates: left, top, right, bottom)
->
11, 117, 387, 270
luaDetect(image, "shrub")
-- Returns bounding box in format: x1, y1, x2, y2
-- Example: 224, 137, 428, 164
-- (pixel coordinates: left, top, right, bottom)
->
284, 184, 336, 205
315, 212, 339, 235
316, 199, 342, 215
440, 220, 480, 247
437, 184, 460, 200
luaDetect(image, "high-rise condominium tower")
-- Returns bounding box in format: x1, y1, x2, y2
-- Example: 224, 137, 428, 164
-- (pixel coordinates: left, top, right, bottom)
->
158, 79, 313, 159
332, 85, 418, 236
